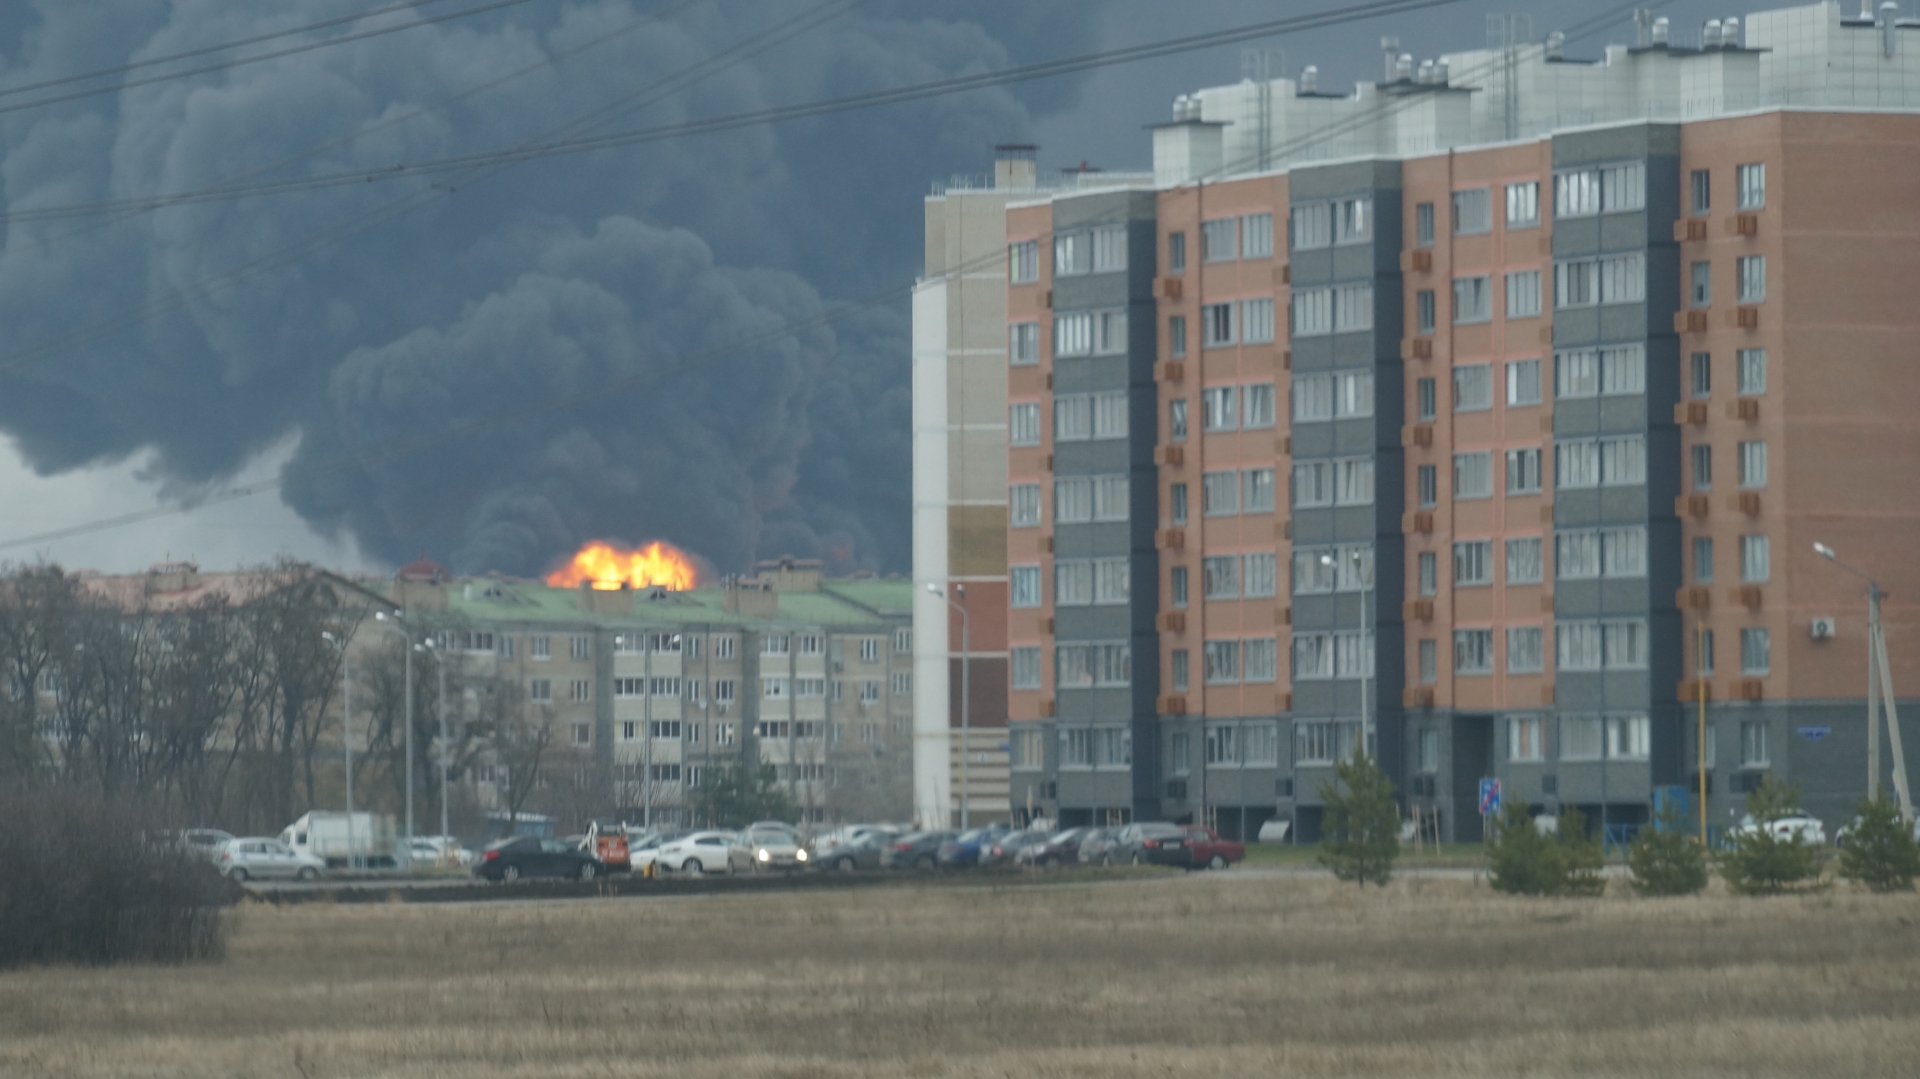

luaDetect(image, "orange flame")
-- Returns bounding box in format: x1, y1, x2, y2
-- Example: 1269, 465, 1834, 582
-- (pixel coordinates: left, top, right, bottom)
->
546, 540, 698, 591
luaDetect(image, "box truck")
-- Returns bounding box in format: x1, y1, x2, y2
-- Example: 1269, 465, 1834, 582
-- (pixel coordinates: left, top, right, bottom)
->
280, 811, 404, 869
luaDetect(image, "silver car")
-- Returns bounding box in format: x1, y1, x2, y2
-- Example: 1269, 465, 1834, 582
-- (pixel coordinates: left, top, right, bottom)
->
218, 837, 326, 882
743, 825, 809, 871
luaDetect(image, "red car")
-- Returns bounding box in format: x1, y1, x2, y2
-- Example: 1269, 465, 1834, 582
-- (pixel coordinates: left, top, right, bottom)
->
1180, 826, 1245, 870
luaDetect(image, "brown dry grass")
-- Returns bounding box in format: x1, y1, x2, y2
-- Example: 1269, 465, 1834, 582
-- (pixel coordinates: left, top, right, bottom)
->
3, 875, 1919, 1078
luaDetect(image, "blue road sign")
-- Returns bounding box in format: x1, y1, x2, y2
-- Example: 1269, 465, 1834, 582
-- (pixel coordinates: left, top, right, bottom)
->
1479, 777, 1501, 816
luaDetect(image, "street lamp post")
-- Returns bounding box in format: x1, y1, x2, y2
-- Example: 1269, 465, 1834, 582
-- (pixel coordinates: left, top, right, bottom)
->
1814, 542, 1914, 822
374, 610, 416, 855
928, 583, 969, 829
321, 630, 354, 869
422, 638, 451, 852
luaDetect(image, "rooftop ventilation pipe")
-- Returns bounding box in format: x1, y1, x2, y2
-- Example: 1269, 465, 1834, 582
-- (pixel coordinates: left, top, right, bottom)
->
1546, 30, 1566, 59
1883, 1, 1900, 57
1396, 52, 1415, 81
1417, 59, 1435, 84
1436, 57, 1450, 85
1300, 65, 1319, 94
1724, 17, 1741, 47
1653, 17, 1670, 44
1704, 19, 1722, 48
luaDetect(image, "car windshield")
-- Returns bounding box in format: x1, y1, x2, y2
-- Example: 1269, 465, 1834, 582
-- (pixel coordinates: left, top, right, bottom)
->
956, 829, 992, 843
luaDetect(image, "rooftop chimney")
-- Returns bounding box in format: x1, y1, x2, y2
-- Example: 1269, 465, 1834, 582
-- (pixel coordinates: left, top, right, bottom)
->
1546, 30, 1566, 59
1652, 17, 1670, 44
1882, 1, 1899, 56
1299, 65, 1318, 94
993, 144, 1037, 190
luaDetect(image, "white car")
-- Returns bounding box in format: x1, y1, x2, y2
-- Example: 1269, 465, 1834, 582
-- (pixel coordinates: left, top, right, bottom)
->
627, 833, 668, 872
656, 831, 751, 876
218, 837, 327, 882
1732, 814, 1828, 845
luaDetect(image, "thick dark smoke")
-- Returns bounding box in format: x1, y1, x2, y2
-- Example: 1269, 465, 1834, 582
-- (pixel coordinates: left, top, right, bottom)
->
0, 0, 1106, 577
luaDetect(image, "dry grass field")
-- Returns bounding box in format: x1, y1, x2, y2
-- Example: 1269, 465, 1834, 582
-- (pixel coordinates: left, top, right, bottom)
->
4, 874, 1919, 1078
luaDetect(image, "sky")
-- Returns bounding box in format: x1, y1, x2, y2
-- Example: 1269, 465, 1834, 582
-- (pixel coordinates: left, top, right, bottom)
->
0, 0, 1729, 579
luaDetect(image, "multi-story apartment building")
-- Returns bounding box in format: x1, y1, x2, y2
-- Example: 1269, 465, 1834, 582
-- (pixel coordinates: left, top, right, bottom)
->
387, 557, 914, 828
996, 1, 1920, 841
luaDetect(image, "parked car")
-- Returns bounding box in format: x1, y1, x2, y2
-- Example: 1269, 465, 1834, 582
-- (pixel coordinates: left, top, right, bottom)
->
473, 836, 605, 882
408, 835, 476, 868
1836, 814, 1920, 847
1180, 825, 1247, 870
979, 829, 1047, 868
1115, 822, 1191, 867
812, 824, 902, 861
1015, 827, 1091, 868
821, 832, 893, 872
655, 830, 752, 876
936, 825, 1009, 868
177, 829, 235, 863
881, 830, 954, 870
743, 825, 809, 870
627, 832, 674, 873
1076, 827, 1124, 866
1731, 814, 1828, 846
217, 837, 327, 882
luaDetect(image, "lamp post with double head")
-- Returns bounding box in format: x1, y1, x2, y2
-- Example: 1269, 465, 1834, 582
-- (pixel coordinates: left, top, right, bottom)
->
927, 583, 969, 829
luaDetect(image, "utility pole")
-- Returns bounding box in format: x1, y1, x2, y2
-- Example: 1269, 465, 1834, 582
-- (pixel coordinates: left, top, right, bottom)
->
1816, 543, 1915, 824
1697, 619, 1708, 845
322, 630, 354, 869
375, 610, 416, 860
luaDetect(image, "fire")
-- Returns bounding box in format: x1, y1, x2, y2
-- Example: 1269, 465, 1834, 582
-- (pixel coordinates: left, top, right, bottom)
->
546, 540, 698, 591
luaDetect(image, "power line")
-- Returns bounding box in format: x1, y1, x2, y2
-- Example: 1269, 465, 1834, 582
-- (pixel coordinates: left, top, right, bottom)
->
5, 0, 1483, 223
0, 0, 1666, 555
0, 0, 551, 120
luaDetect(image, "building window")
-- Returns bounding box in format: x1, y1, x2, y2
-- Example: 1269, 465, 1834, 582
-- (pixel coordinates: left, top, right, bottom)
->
1203, 556, 1241, 601
1737, 256, 1765, 303
1417, 464, 1437, 509
1091, 224, 1127, 273
761, 677, 789, 700
714, 636, 736, 661
1333, 283, 1374, 333
1245, 553, 1277, 598
1334, 197, 1371, 245
1336, 458, 1374, 505
1506, 537, 1543, 585
1554, 435, 1645, 488
1170, 565, 1188, 609
1010, 483, 1041, 528
1093, 392, 1129, 439
1418, 639, 1437, 683
1170, 730, 1190, 773
1452, 187, 1491, 234
1417, 377, 1437, 421
530, 636, 551, 660
1506, 448, 1542, 495
1009, 402, 1039, 447
1508, 627, 1544, 673
571, 724, 591, 747
1168, 398, 1188, 443
762, 634, 790, 656
1690, 168, 1711, 216
1053, 233, 1088, 277
1243, 298, 1276, 343
1694, 536, 1714, 583
1554, 528, 1646, 580
1415, 201, 1435, 247
1741, 628, 1771, 676
1169, 314, 1188, 358
1242, 212, 1275, 258
1290, 634, 1330, 680
1244, 468, 1277, 513
1737, 348, 1766, 395
1455, 630, 1494, 674
1204, 640, 1241, 683
1417, 728, 1440, 774
1170, 482, 1188, 525
1691, 261, 1711, 307
1453, 276, 1492, 324
529, 678, 552, 703
1453, 364, 1492, 412
1290, 289, 1331, 337
1554, 620, 1648, 670
1290, 203, 1330, 249
1010, 565, 1041, 608
1009, 240, 1039, 284
1171, 649, 1190, 692
1201, 218, 1238, 262
1054, 477, 1090, 523
1505, 181, 1539, 228
570, 679, 591, 702
1553, 162, 1643, 216
1203, 302, 1237, 346
1056, 641, 1130, 689
1697, 629, 1715, 676
1607, 715, 1650, 760
891, 672, 912, 696
1208, 725, 1241, 765
1508, 716, 1544, 761
1294, 376, 1332, 422
1740, 718, 1769, 765
1010, 727, 1042, 767
1011, 647, 1041, 690
1506, 270, 1541, 318
1009, 322, 1040, 367
1454, 540, 1493, 586
1168, 232, 1186, 273
1741, 534, 1770, 582
1692, 445, 1712, 491
570, 636, 591, 661
1737, 162, 1765, 210
1738, 441, 1767, 489
1418, 551, 1437, 596
1454, 451, 1493, 500
1203, 386, 1237, 431
1245, 639, 1278, 684
1244, 383, 1277, 428
1053, 312, 1092, 357
1204, 470, 1239, 515
1416, 289, 1436, 334
1691, 352, 1712, 398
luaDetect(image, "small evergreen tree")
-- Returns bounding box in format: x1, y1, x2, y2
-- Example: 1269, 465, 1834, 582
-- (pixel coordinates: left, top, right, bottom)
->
1627, 805, 1708, 896
692, 761, 798, 829
1719, 775, 1825, 895
1487, 802, 1605, 896
1317, 749, 1399, 887
1837, 794, 1920, 894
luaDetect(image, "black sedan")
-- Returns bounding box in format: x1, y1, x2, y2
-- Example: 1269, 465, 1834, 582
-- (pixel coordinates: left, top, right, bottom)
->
1114, 822, 1191, 867
879, 830, 955, 870
1016, 827, 1093, 868
474, 836, 605, 882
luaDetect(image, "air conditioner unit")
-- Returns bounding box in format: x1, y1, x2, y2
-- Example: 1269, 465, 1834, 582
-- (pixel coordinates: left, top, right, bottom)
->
1810, 617, 1836, 640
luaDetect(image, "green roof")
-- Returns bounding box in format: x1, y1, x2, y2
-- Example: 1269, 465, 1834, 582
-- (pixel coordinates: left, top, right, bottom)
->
384, 578, 912, 629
